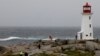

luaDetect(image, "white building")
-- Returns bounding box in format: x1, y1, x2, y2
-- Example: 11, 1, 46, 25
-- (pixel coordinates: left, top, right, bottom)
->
77, 2, 94, 40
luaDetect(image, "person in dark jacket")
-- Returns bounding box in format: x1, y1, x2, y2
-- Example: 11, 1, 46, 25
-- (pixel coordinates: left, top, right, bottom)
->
24, 52, 28, 56
37, 44, 41, 49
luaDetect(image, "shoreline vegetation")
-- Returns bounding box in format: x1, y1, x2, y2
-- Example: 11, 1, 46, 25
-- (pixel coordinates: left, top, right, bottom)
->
0, 39, 100, 56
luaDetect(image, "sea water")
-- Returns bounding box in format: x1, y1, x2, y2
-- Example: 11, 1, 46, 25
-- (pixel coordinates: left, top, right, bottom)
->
0, 27, 99, 45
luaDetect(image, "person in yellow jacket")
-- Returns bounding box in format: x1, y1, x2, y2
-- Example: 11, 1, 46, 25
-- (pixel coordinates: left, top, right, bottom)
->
19, 51, 24, 56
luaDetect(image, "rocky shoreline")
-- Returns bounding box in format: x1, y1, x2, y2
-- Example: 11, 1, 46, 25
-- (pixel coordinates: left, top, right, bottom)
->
0, 39, 100, 56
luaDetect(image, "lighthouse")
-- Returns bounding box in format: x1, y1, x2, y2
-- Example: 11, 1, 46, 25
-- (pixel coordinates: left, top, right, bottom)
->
77, 2, 94, 40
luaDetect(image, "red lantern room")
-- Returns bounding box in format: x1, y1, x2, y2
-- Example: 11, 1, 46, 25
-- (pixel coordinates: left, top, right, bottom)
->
83, 2, 91, 13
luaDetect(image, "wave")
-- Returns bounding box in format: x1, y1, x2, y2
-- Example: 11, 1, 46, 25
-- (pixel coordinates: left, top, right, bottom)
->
0, 36, 75, 41
0, 36, 42, 41
0, 37, 20, 41
0, 36, 59, 41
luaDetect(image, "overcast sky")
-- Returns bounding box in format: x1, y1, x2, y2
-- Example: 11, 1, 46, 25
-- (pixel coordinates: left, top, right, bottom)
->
0, 0, 99, 27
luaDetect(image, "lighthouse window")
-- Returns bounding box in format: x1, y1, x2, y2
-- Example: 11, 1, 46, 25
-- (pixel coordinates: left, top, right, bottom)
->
86, 34, 88, 37
89, 24, 91, 28
90, 33, 92, 36
89, 16, 91, 20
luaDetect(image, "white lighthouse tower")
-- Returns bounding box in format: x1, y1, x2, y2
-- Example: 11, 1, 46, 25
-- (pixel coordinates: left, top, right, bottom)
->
77, 2, 94, 40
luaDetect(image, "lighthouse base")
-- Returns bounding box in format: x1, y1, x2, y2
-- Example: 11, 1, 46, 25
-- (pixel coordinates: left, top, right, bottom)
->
77, 31, 94, 40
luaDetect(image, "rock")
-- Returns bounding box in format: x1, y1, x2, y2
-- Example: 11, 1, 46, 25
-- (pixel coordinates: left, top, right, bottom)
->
46, 51, 54, 54
0, 46, 7, 54
95, 50, 100, 56
85, 41, 100, 51
75, 44, 86, 50
54, 53, 67, 56
51, 46, 61, 53
60, 53, 67, 56
55, 39, 68, 45
68, 40, 76, 44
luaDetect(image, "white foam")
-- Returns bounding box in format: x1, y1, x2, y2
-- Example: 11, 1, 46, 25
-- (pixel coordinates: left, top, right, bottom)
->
0, 36, 75, 41
0, 36, 21, 41
0, 36, 41, 41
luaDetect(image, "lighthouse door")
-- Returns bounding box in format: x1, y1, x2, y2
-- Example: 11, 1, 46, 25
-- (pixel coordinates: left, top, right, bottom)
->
80, 33, 82, 40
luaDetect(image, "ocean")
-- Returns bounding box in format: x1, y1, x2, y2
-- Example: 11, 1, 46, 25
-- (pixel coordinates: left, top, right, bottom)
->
0, 27, 99, 45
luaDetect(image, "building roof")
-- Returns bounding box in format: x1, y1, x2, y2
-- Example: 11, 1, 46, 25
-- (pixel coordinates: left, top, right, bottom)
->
83, 2, 91, 7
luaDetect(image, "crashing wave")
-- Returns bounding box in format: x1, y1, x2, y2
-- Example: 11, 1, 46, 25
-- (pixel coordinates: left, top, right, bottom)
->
0, 37, 21, 41
0, 36, 74, 41
0, 36, 41, 41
